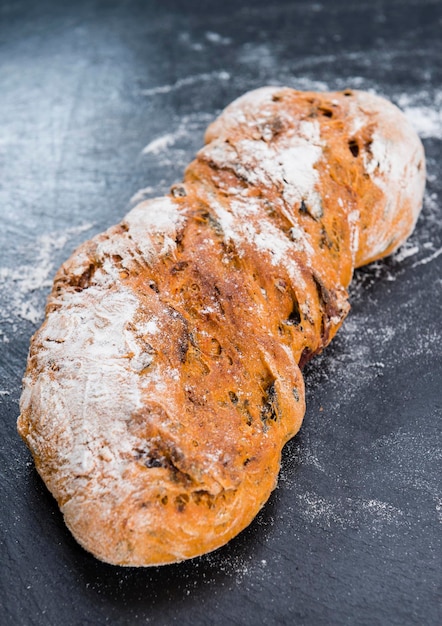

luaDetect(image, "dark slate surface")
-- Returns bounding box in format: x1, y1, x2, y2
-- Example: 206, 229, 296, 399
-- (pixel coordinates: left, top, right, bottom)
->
1, 1, 441, 624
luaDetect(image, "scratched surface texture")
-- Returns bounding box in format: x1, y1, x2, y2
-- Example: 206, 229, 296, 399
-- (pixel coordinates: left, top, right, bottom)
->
1, 0, 441, 624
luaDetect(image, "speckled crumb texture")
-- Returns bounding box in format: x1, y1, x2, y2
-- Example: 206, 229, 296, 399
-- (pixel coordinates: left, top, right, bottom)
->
17, 87, 425, 566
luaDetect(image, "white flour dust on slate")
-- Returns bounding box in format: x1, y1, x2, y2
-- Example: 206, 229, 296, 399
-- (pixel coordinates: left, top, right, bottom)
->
0, 223, 94, 336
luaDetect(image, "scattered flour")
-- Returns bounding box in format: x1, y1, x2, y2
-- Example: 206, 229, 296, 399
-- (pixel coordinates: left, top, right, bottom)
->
397, 90, 442, 139
288, 425, 441, 535
296, 491, 405, 531
402, 106, 442, 139
140, 111, 213, 168
411, 246, 442, 268
392, 243, 420, 263
140, 71, 230, 97
205, 31, 232, 45
142, 134, 179, 156
129, 186, 157, 205
0, 223, 94, 330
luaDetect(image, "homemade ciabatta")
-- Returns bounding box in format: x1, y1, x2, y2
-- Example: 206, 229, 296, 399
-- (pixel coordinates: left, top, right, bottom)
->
18, 88, 425, 566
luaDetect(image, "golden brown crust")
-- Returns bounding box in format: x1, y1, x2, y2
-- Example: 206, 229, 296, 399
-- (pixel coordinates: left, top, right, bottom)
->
18, 88, 425, 566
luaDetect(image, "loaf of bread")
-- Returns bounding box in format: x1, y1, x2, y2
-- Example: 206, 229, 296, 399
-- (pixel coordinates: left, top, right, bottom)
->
18, 88, 425, 566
